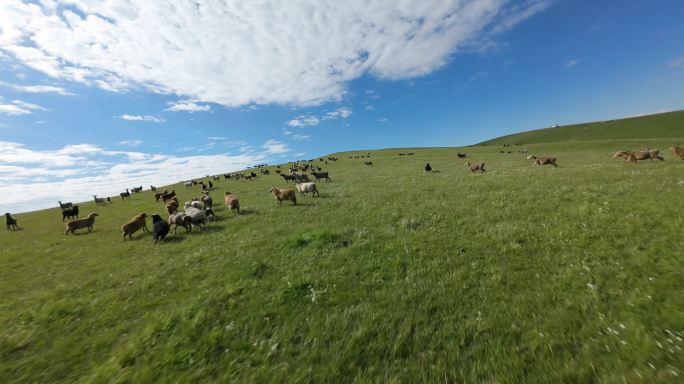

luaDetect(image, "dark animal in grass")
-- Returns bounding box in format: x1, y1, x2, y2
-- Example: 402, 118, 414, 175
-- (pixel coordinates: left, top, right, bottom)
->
467, 162, 486, 173
65, 213, 98, 235
120, 189, 131, 200
280, 173, 296, 183
457, 152, 467, 158
5, 213, 19, 230
311, 171, 331, 182
121, 213, 148, 240
62, 205, 79, 221
154, 190, 168, 202
161, 190, 176, 202
151, 214, 170, 244
364, 161, 373, 166
527, 155, 558, 167
204, 207, 216, 220
58, 201, 73, 210
424, 163, 432, 172
208, 180, 214, 189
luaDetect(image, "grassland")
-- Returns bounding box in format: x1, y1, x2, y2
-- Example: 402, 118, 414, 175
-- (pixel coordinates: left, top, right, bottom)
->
1, 122, 683, 382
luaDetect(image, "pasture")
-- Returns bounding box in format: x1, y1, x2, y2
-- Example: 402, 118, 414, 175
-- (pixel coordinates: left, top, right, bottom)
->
1, 127, 683, 381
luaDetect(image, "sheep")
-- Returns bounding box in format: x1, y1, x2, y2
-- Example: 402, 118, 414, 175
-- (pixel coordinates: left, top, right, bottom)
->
154, 190, 168, 202
224, 192, 240, 214
364, 161, 373, 166
466, 162, 486, 173
280, 173, 296, 183
184, 181, 193, 188
58, 201, 73, 210
169, 212, 192, 234
456, 152, 467, 158
151, 214, 170, 244
65, 213, 98, 235
201, 192, 213, 209
671, 146, 684, 160
204, 207, 216, 220
311, 171, 331, 182
271, 187, 297, 205
150, 185, 157, 192
120, 189, 131, 200
5, 213, 19, 231
184, 202, 207, 230
613, 149, 663, 163
62, 205, 79, 221
93, 195, 107, 205
527, 155, 558, 167
293, 173, 310, 182
295, 182, 320, 197
121, 213, 149, 240
161, 190, 176, 202
208, 180, 214, 190
424, 163, 432, 172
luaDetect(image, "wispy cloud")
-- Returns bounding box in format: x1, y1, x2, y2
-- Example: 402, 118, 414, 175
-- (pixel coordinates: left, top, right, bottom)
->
287, 114, 320, 127
283, 130, 311, 140
263, 140, 290, 155
0, 0, 548, 107
165, 100, 211, 113
0, 99, 47, 116
116, 114, 165, 123
7, 83, 74, 96
563, 59, 581, 70
666, 55, 684, 68
118, 140, 143, 147
287, 107, 352, 127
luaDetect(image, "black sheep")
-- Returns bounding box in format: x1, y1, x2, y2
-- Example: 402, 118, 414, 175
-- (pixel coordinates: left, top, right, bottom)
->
62, 205, 79, 221
424, 163, 432, 172
151, 214, 170, 244
5, 213, 19, 230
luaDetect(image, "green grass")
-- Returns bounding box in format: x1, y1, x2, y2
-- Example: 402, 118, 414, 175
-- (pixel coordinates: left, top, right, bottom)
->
480, 109, 684, 145
2, 116, 684, 382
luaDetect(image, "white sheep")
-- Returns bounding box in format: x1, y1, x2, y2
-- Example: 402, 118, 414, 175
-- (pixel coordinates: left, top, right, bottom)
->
295, 182, 320, 197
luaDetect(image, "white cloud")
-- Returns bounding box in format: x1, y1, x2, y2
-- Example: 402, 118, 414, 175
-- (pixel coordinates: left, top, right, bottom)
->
10, 84, 74, 96
365, 105, 375, 111
0, 0, 549, 107
0, 99, 46, 115
563, 59, 581, 70
118, 140, 143, 147
165, 100, 211, 113
287, 115, 320, 128
0, 140, 270, 213
379, 118, 388, 122
116, 114, 165, 123
263, 140, 290, 155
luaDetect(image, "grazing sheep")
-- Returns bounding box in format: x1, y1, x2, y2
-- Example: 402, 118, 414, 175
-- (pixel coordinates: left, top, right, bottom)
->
271, 187, 297, 205
151, 214, 170, 244
161, 190, 176, 202
169, 212, 192, 234
120, 189, 131, 200
466, 162, 486, 173
457, 152, 467, 158
311, 171, 331, 182
424, 163, 432, 172
224, 192, 240, 214
65, 213, 98, 235
201, 192, 213, 209
154, 190, 168, 202
364, 161, 373, 166
527, 155, 558, 167
295, 182, 320, 197
671, 146, 684, 160
5, 213, 19, 231
121, 213, 149, 240
62, 205, 79, 221
280, 173, 296, 183
613, 149, 663, 163
58, 201, 73, 210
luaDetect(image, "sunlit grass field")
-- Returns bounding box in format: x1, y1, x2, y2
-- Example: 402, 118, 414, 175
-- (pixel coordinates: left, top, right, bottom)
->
1, 127, 683, 381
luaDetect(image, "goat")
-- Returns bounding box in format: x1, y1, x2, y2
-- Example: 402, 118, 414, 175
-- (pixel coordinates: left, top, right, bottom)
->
65, 213, 98, 235
527, 155, 558, 167
121, 213, 148, 240
151, 214, 170, 244
280, 173, 296, 183
150, 185, 157, 192
93, 195, 107, 205
224, 192, 240, 214
671, 146, 684, 160
120, 189, 131, 200
58, 201, 73, 210
311, 171, 331, 182
466, 162, 486, 173
457, 152, 467, 158
62, 205, 79, 221
424, 163, 432, 172
5, 213, 19, 230
271, 187, 297, 205
364, 161, 373, 166
154, 190, 168, 202
161, 190, 176, 202
295, 182, 320, 197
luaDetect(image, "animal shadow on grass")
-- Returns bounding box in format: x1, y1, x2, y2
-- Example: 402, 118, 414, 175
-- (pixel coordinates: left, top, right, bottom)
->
159, 235, 185, 244
235, 208, 257, 216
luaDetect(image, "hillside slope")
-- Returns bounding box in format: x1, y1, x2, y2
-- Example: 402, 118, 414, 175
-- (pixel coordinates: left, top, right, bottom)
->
480, 110, 684, 145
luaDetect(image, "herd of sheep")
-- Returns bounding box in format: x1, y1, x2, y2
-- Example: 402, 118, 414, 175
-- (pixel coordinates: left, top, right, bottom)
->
4, 146, 683, 237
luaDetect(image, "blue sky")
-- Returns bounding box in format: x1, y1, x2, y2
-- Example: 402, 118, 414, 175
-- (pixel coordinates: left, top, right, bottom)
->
1, 0, 684, 212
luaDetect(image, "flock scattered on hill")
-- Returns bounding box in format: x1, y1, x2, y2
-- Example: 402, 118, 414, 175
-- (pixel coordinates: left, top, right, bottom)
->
4, 146, 683, 238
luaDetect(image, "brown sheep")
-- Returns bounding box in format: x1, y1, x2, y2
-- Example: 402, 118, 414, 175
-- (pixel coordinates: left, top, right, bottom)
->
65, 213, 98, 235
121, 213, 148, 240
613, 149, 664, 163
527, 155, 558, 167
169, 212, 192, 234
466, 162, 485, 173
161, 190, 176, 202
670, 147, 684, 160
270, 187, 297, 205
154, 190, 168, 202
224, 192, 240, 214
